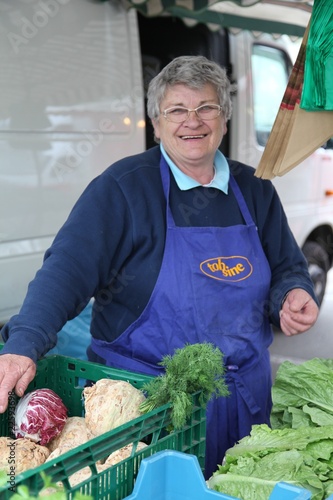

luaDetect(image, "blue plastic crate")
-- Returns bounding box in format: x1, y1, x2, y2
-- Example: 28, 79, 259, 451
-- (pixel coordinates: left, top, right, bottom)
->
125, 450, 240, 500
269, 482, 312, 499
125, 450, 313, 500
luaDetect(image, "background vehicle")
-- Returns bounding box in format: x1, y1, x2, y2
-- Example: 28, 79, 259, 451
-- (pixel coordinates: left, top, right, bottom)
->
1, 0, 332, 324
270, 266, 333, 380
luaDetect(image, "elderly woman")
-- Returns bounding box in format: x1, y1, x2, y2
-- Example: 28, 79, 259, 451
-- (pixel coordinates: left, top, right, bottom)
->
0, 55, 318, 478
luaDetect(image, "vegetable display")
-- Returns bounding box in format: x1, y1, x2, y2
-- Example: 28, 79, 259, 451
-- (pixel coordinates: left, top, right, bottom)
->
271, 357, 333, 429
14, 388, 68, 446
83, 379, 146, 437
0, 471, 93, 499
45, 416, 95, 468
47, 416, 93, 453
139, 342, 229, 429
49, 442, 148, 488
207, 423, 333, 500
0, 345, 228, 496
0, 380, 150, 492
0, 437, 49, 475
207, 358, 333, 500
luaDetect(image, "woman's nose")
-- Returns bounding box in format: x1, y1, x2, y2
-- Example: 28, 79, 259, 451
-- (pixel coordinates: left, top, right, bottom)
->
184, 109, 202, 124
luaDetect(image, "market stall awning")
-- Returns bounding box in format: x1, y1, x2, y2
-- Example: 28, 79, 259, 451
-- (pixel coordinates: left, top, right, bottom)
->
121, 0, 313, 36
121, 0, 333, 179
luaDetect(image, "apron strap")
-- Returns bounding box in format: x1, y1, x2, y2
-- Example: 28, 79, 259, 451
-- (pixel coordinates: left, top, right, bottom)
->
229, 175, 256, 227
160, 155, 256, 228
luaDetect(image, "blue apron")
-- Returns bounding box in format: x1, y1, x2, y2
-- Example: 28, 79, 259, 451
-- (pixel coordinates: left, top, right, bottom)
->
91, 156, 273, 478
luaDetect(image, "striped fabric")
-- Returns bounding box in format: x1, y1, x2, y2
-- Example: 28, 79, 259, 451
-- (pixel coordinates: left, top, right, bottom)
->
255, 0, 333, 179
120, 0, 312, 36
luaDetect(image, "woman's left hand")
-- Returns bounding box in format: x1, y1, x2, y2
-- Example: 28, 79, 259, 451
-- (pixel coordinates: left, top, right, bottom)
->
279, 288, 319, 336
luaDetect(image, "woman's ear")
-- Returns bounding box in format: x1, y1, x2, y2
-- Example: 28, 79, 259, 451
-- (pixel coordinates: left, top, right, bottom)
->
152, 118, 160, 140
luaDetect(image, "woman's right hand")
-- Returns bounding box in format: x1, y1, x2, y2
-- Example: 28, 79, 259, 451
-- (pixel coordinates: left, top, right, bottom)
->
0, 354, 36, 412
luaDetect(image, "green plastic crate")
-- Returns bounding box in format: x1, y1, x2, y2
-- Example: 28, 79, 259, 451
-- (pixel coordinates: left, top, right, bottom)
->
0, 355, 206, 499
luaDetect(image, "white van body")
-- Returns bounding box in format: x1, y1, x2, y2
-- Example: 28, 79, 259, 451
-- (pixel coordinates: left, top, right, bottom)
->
1, 0, 332, 324
0, 0, 144, 322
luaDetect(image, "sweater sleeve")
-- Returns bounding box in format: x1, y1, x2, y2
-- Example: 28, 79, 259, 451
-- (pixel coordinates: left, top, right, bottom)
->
0, 170, 133, 362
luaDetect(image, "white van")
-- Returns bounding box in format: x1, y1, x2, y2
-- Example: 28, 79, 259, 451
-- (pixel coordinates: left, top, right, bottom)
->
1, 0, 332, 324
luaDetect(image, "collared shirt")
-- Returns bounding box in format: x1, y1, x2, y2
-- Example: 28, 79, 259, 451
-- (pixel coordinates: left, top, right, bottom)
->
160, 143, 229, 194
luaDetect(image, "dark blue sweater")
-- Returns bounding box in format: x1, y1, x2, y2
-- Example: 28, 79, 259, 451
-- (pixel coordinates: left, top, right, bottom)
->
1, 146, 315, 362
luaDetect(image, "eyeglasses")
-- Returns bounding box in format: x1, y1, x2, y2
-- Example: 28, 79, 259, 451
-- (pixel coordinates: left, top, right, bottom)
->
161, 104, 222, 123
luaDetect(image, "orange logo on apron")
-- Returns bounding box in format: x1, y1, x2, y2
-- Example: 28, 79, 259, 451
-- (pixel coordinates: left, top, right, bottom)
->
200, 256, 253, 282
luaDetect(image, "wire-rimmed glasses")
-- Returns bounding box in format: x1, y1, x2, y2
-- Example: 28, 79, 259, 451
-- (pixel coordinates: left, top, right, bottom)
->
161, 104, 222, 123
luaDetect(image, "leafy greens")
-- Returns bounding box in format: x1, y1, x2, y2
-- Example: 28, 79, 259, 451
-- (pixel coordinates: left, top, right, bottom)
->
208, 358, 333, 500
207, 424, 333, 499
139, 342, 229, 429
271, 358, 333, 429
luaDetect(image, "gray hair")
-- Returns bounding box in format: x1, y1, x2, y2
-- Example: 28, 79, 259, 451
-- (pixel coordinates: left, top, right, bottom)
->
147, 55, 232, 122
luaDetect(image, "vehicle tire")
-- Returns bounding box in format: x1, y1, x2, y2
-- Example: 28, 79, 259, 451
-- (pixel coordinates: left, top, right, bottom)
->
302, 241, 330, 308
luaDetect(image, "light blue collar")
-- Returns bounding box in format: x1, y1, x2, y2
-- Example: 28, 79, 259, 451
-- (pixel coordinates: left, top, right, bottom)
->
160, 144, 229, 193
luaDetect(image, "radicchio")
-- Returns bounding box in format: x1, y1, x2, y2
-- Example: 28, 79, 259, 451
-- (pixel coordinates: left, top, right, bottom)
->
14, 388, 68, 445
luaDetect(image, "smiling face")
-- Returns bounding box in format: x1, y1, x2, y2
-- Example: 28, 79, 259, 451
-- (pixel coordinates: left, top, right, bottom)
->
152, 83, 227, 182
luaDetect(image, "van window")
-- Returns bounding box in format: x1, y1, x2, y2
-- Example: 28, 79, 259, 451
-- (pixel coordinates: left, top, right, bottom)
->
251, 44, 289, 146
